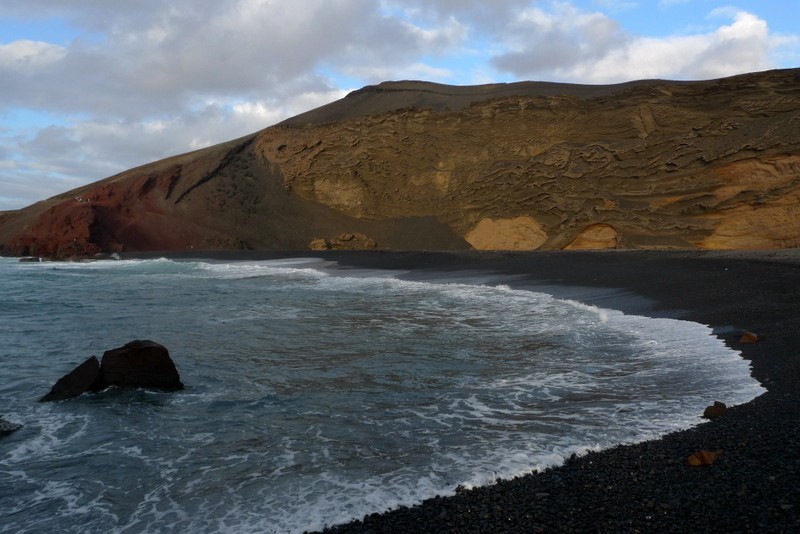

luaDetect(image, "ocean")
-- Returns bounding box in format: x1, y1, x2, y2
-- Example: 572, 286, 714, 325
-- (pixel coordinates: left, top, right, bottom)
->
0, 256, 763, 533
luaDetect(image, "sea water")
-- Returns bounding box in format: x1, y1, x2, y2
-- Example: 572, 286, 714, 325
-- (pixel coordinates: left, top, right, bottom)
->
0, 256, 763, 533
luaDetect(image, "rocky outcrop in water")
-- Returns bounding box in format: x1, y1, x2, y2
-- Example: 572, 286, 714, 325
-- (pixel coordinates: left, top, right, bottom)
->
40, 340, 183, 401
1, 68, 799, 258
0, 416, 21, 438
100, 340, 183, 391
40, 356, 102, 402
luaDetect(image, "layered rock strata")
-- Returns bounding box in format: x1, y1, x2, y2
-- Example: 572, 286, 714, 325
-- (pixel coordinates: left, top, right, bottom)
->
1, 69, 799, 257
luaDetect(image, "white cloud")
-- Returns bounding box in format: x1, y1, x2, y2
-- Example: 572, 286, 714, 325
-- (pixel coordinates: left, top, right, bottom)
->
0, 1, 416, 116
232, 102, 287, 126
492, 8, 784, 83
0, 40, 66, 70
0, 85, 357, 210
493, 4, 627, 76
0, 174, 76, 211
0, 0, 462, 208
277, 89, 351, 117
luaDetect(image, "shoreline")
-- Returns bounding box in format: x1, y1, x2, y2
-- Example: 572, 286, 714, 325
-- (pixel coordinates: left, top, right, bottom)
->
125, 249, 800, 531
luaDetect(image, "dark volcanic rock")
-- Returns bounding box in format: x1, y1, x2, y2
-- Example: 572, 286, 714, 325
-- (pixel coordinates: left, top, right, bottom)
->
0, 416, 22, 437
703, 400, 728, 419
40, 341, 183, 401
39, 355, 102, 402
100, 340, 184, 391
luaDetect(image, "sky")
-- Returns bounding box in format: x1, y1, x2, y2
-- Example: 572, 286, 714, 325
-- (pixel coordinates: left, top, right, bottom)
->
1, 1, 798, 211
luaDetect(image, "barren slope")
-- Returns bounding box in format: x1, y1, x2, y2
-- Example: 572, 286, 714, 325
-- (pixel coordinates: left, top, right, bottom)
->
1, 68, 798, 258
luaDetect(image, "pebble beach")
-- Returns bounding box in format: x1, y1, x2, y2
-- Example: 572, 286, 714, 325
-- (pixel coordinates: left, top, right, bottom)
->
306, 249, 800, 533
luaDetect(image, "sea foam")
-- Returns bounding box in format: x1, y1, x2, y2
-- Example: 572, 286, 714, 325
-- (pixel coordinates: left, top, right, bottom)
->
0, 257, 764, 533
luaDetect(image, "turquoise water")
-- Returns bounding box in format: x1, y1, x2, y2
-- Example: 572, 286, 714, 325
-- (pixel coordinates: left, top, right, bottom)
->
0, 257, 763, 533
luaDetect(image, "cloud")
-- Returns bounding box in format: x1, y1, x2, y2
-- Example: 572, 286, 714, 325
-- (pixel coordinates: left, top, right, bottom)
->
1, 0, 475, 119
0, 39, 66, 70
2, 2, 364, 116
491, 7, 784, 83
0, 87, 350, 210
390, 0, 531, 31
0, 173, 82, 211
493, 4, 627, 76
1, 1, 798, 210
1, 0, 466, 208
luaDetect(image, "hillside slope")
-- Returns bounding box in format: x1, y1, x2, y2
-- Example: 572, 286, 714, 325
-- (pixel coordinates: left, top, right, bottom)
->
1, 68, 798, 258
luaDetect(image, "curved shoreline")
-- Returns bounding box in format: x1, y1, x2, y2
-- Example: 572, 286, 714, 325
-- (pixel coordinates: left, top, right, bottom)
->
131, 249, 800, 531
310, 250, 800, 533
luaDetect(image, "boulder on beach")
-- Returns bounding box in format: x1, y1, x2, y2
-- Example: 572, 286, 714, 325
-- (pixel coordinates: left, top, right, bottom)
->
703, 401, 728, 419
687, 450, 722, 466
100, 340, 184, 391
0, 416, 22, 438
40, 356, 102, 402
40, 340, 183, 402
739, 331, 761, 344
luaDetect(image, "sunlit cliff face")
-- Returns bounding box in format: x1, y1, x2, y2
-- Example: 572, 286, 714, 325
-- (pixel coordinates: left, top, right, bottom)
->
2, 69, 799, 258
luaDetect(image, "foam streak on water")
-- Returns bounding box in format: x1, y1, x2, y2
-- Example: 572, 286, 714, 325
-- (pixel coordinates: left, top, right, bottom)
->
0, 257, 763, 533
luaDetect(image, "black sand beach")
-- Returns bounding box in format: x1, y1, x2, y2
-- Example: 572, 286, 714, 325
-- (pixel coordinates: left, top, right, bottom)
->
318, 250, 800, 533
144, 249, 800, 532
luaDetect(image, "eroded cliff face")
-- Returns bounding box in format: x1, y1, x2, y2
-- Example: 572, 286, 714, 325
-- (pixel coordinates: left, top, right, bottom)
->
1, 69, 799, 257
257, 71, 800, 251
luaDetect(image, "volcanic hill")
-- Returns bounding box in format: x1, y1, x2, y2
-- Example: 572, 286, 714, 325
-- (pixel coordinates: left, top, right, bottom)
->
1, 68, 799, 258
